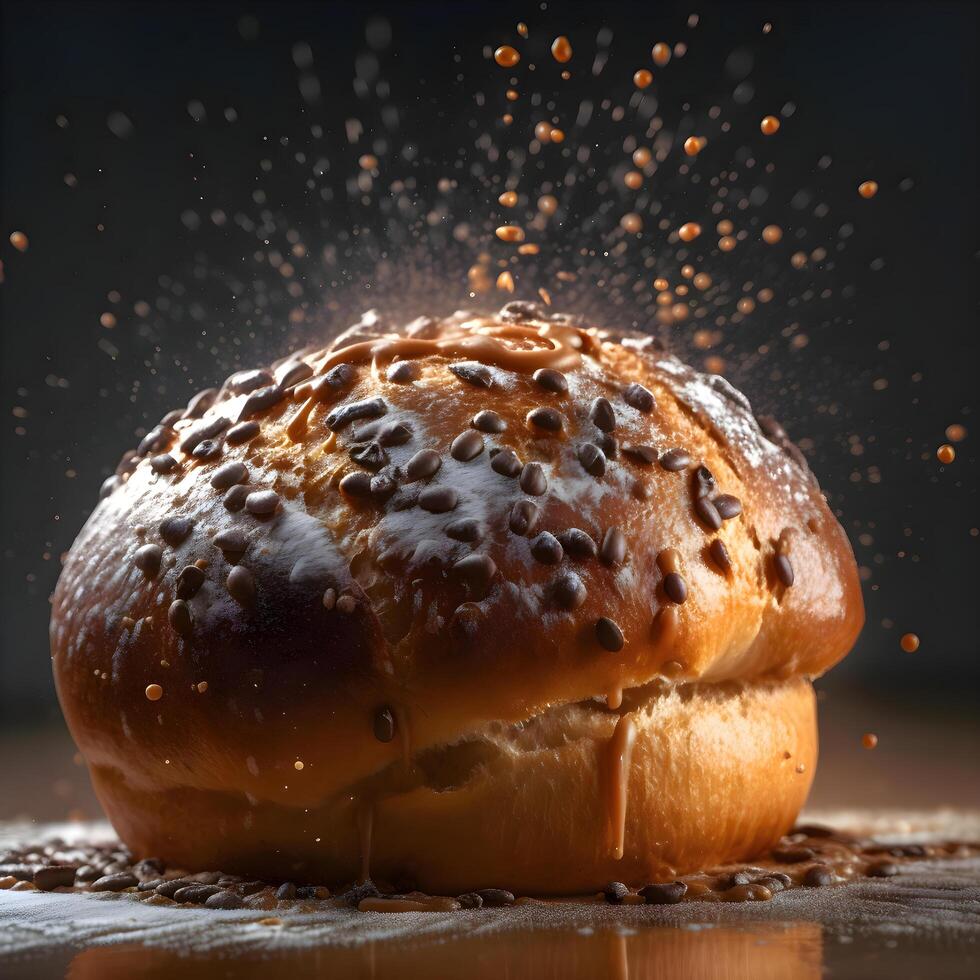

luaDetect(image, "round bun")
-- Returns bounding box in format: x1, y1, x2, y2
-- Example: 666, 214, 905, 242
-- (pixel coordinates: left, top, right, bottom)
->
51, 302, 863, 894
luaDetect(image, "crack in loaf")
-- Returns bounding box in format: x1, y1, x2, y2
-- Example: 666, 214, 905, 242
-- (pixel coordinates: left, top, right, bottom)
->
50, 302, 863, 895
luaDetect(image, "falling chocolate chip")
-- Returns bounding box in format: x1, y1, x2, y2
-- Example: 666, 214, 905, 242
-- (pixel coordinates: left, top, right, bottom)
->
694, 497, 723, 531
623, 382, 655, 412
176, 564, 206, 600
386, 361, 419, 384
227, 566, 256, 606
228, 369, 274, 395
245, 490, 280, 515
326, 397, 387, 431
595, 617, 625, 652
340, 471, 374, 498
226, 421, 260, 446
578, 442, 607, 477
373, 706, 396, 743
508, 499, 539, 536
663, 571, 688, 604
709, 538, 732, 575
659, 448, 691, 471
552, 570, 587, 610
378, 421, 412, 447
473, 410, 506, 433
275, 361, 313, 389
600, 527, 627, 566
640, 881, 687, 904
533, 368, 568, 394
589, 397, 616, 432
210, 461, 248, 490
491, 448, 523, 478
419, 485, 459, 513
168, 599, 192, 636
150, 454, 178, 474
519, 462, 547, 496
451, 430, 485, 462
531, 532, 564, 565
349, 442, 389, 471
527, 406, 563, 432
446, 518, 483, 542
191, 438, 223, 461
714, 494, 742, 520
405, 448, 441, 481
774, 553, 795, 587
622, 444, 657, 465
224, 485, 250, 512
179, 417, 231, 455
557, 528, 597, 559
452, 553, 497, 596
159, 517, 194, 547
134, 544, 162, 578
448, 362, 492, 388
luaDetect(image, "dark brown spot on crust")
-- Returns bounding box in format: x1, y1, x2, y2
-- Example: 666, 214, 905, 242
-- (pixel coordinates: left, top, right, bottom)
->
531, 532, 563, 565
595, 617, 625, 651
519, 462, 548, 495
533, 368, 568, 394
405, 449, 441, 481
589, 397, 616, 433
451, 430, 485, 462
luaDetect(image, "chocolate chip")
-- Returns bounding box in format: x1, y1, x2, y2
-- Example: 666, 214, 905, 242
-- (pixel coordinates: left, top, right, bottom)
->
509, 500, 539, 536
622, 444, 657, 465
491, 448, 523, 478
803, 865, 834, 887
226, 421, 260, 446
179, 417, 231, 454
176, 564, 206, 600
520, 461, 547, 495
205, 890, 245, 909
341, 880, 381, 907
663, 571, 688, 604
596, 617, 625, 652
379, 422, 412, 447
553, 571, 587, 610
373, 706, 396, 743
406, 448, 441, 481
153, 878, 191, 898
419, 485, 459, 513
223, 484, 250, 512
210, 461, 248, 490
604, 881, 629, 903
184, 388, 218, 419
228, 369, 274, 395
772, 847, 814, 863
448, 362, 492, 388
867, 861, 899, 878
386, 361, 420, 384
457, 892, 483, 909
173, 884, 223, 904
191, 438, 223, 461
578, 442, 606, 477
150, 454, 178, 474
451, 430, 485, 462
239, 384, 285, 420
245, 490, 280, 515
527, 406, 563, 432
340, 471, 374, 498
623, 382, 655, 412
558, 528, 597, 559
693, 465, 716, 499
598, 433, 619, 459
134, 544, 162, 577
475, 888, 514, 907
589, 397, 616, 432
714, 494, 742, 520
275, 882, 297, 901
318, 363, 357, 393
452, 554, 497, 596
694, 496, 723, 531
100, 475, 122, 498
168, 599, 192, 635
227, 566, 256, 605
720, 871, 753, 889
533, 368, 568, 394
756, 875, 788, 893
138, 426, 173, 457
531, 532, 564, 565
350, 442, 389, 471
90, 872, 138, 892
446, 518, 483, 542
659, 448, 691, 471
640, 881, 687, 904
709, 538, 732, 575
133, 858, 165, 878
473, 410, 506, 433
275, 361, 313, 389
587, 523, 620, 566
33, 866, 77, 890
326, 397, 387, 431
774, 553, 795, 587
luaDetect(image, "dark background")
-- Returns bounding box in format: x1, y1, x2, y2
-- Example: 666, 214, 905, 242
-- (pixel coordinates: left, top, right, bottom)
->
0, 1, 976, 816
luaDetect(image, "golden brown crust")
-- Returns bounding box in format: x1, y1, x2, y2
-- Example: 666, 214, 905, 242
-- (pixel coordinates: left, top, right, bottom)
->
51, 302, 862, 889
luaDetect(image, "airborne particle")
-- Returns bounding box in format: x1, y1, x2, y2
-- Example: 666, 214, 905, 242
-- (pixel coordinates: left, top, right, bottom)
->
651, 43, 671, 67
551, 36, 573, 64
145, 684, 163, 702
678, 222, 701, 242
495, 225, 525, 243
496, 270, 515, 292
760, 115, 781, 135
620, 213, 642, 233
9, 231, 28, 252
683, 137, 704, 156
494, 46, 520, 68
633, 69, 653, 89
858, 180, 879, 199
936, 444, 955, 464
900, 633, 920, 653
498, 190, 518, 207
762, 224, 783, 244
